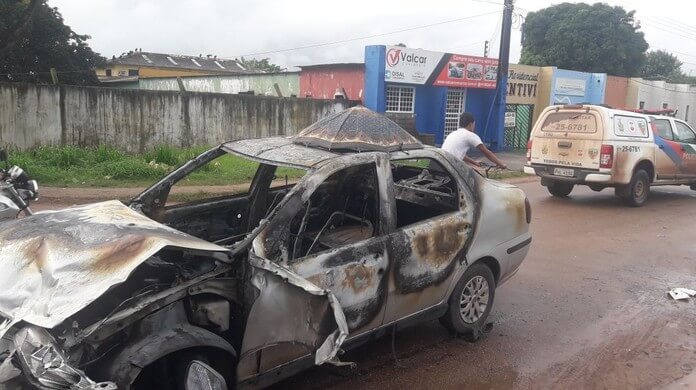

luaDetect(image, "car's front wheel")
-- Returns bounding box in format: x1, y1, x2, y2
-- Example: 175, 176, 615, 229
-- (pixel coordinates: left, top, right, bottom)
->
546, 181, 574, 197
440, 263, 495, 339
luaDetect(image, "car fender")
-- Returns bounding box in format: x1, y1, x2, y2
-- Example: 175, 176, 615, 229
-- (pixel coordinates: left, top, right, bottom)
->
94, 301, 237, 388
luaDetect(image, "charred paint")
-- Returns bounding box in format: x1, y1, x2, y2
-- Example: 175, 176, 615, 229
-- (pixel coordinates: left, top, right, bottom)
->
341, 263, 376, 294
412, 220, 470, 266
90, 235, 154, 274
392, 215, 472, 294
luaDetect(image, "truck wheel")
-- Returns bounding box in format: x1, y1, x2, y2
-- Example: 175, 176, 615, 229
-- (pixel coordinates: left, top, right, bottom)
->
618, 169, 650, 207
440, 263, 495, 340
547, 181, 574, 197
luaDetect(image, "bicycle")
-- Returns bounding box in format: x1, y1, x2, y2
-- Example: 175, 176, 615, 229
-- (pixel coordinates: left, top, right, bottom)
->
476, 161, 507, 179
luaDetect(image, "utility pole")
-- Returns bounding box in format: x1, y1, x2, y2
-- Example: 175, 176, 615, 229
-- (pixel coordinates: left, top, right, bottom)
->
497, 0, 513, 87
489, 0, 513, 151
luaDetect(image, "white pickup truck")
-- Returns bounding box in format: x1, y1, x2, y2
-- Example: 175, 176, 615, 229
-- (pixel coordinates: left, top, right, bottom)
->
524, 104, 696, 206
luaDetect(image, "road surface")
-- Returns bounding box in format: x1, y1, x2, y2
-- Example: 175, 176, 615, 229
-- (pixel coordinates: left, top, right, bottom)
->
273, 181, 696, 390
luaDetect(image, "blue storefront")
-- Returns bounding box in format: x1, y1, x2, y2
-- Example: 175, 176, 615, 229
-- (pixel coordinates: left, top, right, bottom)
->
363, 45, 507, 150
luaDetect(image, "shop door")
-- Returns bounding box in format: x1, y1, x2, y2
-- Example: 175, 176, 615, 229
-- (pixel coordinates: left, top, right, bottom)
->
444, 89, 467, 139
504, 104, 534, 149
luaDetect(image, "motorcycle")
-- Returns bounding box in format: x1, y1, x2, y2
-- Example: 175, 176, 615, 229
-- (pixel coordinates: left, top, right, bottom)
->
0, 150, 39, 220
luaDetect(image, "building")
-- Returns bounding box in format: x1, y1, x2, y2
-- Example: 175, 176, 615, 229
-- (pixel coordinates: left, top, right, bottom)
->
363, 45, 505, 149
299, 63, 364, 101
626, 79, 696, 128
96, 50, 254, 80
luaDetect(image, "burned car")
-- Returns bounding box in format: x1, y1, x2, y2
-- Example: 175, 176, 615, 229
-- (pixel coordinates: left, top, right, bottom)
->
0, 107, 531, 389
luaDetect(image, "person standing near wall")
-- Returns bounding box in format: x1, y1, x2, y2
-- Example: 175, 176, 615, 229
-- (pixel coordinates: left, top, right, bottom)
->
441, 112, 507, 168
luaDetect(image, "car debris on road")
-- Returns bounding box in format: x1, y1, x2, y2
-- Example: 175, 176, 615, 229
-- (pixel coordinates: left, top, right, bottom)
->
667, 288, 696, 300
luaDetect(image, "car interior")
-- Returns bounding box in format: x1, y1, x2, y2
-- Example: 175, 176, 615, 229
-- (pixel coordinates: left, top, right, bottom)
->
288, 164, 379, 260
390, 158, 459, 228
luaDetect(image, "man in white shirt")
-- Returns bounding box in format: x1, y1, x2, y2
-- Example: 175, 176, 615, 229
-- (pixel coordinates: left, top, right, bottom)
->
441, 112, 507, 169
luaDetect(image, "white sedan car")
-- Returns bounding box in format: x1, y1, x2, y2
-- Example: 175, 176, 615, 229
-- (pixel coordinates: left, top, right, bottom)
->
0, 107, 531, 389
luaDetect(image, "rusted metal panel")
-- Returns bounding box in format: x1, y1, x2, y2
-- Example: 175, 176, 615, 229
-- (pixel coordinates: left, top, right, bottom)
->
0, 200, 229, 337
299, 65, 364, 101
293, 106, 423, 152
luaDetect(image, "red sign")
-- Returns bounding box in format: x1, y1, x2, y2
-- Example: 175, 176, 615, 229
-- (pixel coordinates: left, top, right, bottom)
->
433, 54, 498, 89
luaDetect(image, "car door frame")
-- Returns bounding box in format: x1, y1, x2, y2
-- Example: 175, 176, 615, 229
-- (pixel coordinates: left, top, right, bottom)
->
651, 117, 679, 181
380, 149, 478, 325
672, 119, 696, 179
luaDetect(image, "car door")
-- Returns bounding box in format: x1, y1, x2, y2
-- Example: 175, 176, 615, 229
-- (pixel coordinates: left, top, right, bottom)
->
672, 120, 696, 179
382, 154, 475, 324
652, 118, 679, 180
237, 156, 391, 382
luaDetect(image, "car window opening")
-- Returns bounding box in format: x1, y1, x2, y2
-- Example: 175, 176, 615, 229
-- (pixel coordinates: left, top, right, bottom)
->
288, 163, 379, 261
162, 153, 306, 247
391, 158, 459, 228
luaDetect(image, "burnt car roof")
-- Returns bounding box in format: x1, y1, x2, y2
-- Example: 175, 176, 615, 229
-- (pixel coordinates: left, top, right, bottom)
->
223, 137, 340, 169
293, 106, 423, 153
223, 107, 426, 168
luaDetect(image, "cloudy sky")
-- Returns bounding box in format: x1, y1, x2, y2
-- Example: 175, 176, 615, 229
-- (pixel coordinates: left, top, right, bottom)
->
48, 0, 696, 74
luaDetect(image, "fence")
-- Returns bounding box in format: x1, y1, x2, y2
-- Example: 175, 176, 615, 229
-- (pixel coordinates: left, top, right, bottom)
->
0, 82, 349, 153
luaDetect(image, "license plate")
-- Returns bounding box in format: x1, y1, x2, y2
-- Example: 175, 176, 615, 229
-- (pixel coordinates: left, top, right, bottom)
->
553, 167, 574, 177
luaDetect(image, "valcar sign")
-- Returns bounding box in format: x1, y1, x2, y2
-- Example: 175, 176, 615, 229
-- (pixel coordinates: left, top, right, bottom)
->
384, 46, 444, 85
384, 46, 498, 89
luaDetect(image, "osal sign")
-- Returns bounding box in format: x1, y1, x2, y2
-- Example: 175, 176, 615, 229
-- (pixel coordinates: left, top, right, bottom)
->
387, 48, 429, 67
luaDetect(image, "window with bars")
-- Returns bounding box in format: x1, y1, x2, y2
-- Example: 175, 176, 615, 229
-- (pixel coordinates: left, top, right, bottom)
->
386, 85, 415, 113
444, 89, 466, 138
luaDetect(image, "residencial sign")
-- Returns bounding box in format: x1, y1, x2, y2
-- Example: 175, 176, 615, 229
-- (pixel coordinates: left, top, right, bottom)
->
554, 77, 586, 96
507, 64, 540, 105
384, 46, 498, 89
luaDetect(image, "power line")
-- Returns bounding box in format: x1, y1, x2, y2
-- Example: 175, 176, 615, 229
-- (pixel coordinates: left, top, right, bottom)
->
639, 18, 696, 41
0, 68, 96, 78
653, 16, 696, 35
224, 10, 503, 59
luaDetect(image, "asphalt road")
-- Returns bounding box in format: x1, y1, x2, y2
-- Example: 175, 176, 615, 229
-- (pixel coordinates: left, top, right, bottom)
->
273, 181, 696, 390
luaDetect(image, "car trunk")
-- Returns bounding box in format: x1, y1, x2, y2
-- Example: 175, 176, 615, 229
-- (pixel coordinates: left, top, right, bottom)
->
530, 109, 605, 171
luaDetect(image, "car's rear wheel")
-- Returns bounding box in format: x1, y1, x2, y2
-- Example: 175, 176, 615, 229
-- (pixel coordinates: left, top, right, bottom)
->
440, 263, 495, 340
547, 181, 574, 197
617, 169, 649, 207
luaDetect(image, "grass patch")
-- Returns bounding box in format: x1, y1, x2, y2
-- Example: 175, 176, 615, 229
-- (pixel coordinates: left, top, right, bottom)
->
8, 146, 306, 188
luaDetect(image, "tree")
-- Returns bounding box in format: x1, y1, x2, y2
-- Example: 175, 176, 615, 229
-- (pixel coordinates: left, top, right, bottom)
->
520, 3, 649, 76
0, 0, 105, 85
639, 50, 683, 80
239, 57, 283, 73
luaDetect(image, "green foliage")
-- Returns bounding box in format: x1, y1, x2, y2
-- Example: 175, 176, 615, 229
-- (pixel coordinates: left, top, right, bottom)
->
520, 3, 648, 76
640, 50, 683, 80
7, 145, 307, 187
0, 0, 105, 85
239, 57, 283, 72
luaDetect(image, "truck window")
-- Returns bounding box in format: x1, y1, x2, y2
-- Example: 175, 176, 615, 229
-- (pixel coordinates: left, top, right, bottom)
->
540, 112, 597, 133
613, 115, 648, 138
674, 122, 696, 144
653, 119, 674, 140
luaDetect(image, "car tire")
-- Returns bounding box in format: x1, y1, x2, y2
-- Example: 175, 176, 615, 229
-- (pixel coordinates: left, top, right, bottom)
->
440, 263, 495, 340
547, 181, 574, 197
618, 169, 650, 207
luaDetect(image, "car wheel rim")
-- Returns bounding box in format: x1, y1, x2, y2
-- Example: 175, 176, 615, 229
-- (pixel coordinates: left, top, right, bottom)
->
634, 180, 645, 198
459, 275, 489, 324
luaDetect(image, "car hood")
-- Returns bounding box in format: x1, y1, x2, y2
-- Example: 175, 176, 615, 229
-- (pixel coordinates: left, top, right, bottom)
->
0, 200, 229, 338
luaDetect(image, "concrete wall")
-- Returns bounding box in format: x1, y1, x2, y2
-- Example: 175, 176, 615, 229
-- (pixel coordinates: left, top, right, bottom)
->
0, 82, 348, 152
605, 76, 629, 109
549, 68, 606, 106
627, 78, 696, 128
137, 73, 300, 97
